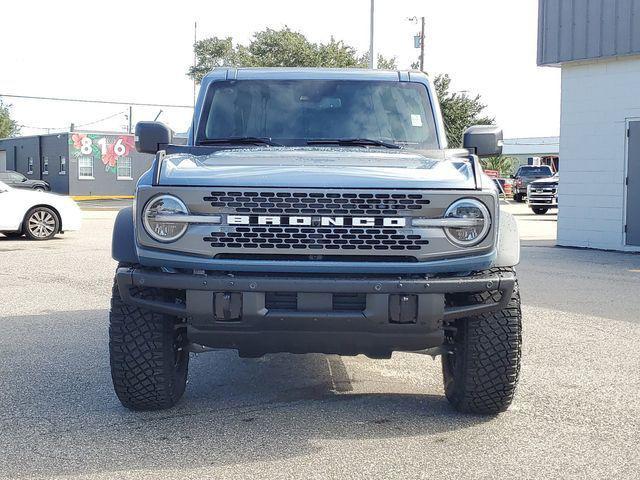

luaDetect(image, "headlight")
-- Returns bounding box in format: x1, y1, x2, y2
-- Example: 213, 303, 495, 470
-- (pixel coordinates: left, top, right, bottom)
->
443, 198, 491, 247
142, 195, 189, 242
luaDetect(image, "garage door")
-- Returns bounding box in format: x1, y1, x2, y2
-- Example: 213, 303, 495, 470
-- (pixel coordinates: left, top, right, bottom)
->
627, 121, 640, 246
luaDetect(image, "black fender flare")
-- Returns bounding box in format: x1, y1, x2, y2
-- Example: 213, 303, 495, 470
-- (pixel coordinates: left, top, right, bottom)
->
112, 207, 139, 264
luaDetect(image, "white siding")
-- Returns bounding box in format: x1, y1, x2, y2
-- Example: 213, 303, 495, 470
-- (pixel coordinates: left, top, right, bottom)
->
558, 54, 640, 251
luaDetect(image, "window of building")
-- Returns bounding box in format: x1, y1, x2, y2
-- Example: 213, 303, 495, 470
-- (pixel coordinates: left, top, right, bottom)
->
43, 156, 49, 175
78, 156, 94, 179
27, 157, 34, 174
116, 157, 132, 180
59, 156, 66, 175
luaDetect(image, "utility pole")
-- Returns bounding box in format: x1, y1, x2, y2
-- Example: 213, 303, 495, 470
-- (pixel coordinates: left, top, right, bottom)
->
127, 106, 133, 133
419, 16, 425, 71
410, 16, 426, 71
369, 0, 377, 69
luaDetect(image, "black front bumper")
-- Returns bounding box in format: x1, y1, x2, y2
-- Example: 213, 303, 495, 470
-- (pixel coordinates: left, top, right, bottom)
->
116, 267, 515, 358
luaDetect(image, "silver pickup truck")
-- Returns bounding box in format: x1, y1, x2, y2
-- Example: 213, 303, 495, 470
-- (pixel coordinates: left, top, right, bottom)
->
110, 68, 522, 415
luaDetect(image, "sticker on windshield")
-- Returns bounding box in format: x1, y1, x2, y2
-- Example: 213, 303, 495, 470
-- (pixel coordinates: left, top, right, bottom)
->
411, 114, 423, 127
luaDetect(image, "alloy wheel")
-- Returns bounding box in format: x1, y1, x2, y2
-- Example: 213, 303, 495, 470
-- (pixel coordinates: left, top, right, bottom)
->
28, 210, 57, 239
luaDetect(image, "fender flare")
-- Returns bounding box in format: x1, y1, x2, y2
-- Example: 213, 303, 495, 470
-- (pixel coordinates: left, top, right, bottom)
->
494, 210, 520, 268
112, 207, 139, 264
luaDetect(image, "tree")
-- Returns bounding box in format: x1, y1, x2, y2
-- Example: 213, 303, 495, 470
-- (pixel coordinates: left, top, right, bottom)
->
188, 27, 397, 83
0, 99, 20, 139
433, 74, 493, 148
481, 156, 516, 176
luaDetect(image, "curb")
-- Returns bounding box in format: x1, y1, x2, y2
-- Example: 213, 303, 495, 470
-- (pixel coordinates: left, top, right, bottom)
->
72, 195, 134, 201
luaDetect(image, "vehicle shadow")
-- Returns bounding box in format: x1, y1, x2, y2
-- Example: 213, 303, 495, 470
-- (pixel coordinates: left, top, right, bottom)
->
1, 309, 493, 479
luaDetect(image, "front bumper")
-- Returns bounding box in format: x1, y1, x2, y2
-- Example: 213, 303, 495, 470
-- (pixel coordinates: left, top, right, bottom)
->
527, 194, 558, 208
116, 266, 515, 358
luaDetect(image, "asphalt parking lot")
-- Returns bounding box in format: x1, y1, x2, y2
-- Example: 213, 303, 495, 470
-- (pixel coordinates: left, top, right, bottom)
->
1, 203, 639, 479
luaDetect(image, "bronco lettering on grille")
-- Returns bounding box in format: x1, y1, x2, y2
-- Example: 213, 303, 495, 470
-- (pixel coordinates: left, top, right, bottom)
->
227, 215, 406, 228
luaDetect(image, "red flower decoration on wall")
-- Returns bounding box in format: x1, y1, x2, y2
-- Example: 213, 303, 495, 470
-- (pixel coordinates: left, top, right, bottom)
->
71, 133, 86, 148
120, 135, 135, 155
102, 143, 118, 168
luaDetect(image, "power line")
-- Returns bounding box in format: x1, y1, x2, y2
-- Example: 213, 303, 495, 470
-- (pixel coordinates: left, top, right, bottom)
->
0, 93, 193, 109
18, 124, 65, 131
76, 110, 127, 128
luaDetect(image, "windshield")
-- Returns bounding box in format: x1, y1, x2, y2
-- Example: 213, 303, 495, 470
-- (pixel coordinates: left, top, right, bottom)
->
198, 80, 439, 149
517, 166, 552, 176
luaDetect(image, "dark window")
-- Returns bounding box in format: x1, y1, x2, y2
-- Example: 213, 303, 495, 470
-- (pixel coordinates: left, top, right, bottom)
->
199, 80, 439, 148
517, 166, 552, 176
43, 156, 49, 175
27, 157, 34, 174
59, 156, 66, 175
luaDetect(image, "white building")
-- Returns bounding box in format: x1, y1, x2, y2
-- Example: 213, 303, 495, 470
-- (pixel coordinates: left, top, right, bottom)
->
538, 0, 640, 251
502, 137, 559, 171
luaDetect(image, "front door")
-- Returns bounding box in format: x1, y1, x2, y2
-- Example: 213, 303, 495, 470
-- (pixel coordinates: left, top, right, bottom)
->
626, 121, 640, 246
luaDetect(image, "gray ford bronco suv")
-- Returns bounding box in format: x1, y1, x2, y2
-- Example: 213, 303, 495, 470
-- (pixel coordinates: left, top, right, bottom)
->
110, 68, 522, 414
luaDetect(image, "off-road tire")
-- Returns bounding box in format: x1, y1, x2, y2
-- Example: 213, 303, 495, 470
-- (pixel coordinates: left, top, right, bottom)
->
109, 265, 188, 410
532, 207, 549, 215
442, 268, 522, 414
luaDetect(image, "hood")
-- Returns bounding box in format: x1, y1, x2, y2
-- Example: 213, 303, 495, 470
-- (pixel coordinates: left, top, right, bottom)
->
530, 175, 558, 185
158, 147, 477, 189
9, 187, 75, 205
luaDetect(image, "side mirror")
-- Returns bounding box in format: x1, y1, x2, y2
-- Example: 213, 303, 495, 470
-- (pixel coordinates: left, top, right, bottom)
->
463, 125, 503, 158
135, 121, 173, 154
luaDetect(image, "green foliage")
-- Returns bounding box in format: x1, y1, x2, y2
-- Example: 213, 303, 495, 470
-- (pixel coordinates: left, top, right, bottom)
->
188, 27, 397, 83
480, 156, 516, 176
433, 74, 493, 148
0, 99, 20, 139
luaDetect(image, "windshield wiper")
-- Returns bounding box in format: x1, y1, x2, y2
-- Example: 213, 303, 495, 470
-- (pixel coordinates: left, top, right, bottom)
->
200, 137, 283, 147
307, 138, 401, 149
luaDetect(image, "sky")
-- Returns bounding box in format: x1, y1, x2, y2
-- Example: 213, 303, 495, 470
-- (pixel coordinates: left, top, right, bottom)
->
0, 0, 560, 139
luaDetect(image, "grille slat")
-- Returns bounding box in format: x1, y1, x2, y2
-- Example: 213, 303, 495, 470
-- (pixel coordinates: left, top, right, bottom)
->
204, 190, 430, 216
204, 226, 429, 251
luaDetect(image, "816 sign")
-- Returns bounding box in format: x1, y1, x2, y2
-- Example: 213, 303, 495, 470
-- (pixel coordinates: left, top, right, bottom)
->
78, 137, 127, 156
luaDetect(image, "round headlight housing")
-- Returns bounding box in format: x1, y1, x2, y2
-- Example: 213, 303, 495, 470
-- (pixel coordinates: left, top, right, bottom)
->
142, 195, 189, 242
443, 198, 491, 247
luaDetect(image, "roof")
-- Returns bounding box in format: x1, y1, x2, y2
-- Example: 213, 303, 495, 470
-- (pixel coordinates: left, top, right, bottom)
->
502, 137, 559, 156
202, 67, 428, 82
538, 0, 640, 66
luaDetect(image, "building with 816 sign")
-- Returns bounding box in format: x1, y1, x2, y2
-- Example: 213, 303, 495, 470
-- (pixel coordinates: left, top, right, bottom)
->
0, 131, 154, 197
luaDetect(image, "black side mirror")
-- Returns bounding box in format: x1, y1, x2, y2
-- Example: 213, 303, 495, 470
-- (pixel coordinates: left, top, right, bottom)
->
135, 122, 173, 154
463, 125, 503, 158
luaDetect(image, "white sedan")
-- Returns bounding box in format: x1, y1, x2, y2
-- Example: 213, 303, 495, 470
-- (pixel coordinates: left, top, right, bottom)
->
0, 180, 81, 240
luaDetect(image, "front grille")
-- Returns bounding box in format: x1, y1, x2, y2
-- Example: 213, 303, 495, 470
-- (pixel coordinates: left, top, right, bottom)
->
134, 187, 496, 261
203, 191, 430, 216
204, 225, 429, 251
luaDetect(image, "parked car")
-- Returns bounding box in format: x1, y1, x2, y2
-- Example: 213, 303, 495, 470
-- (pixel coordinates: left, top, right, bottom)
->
527, 174, 559, 215
0, 170, 50, 191
0, 180, 81, 240
511, 165, 553, 202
